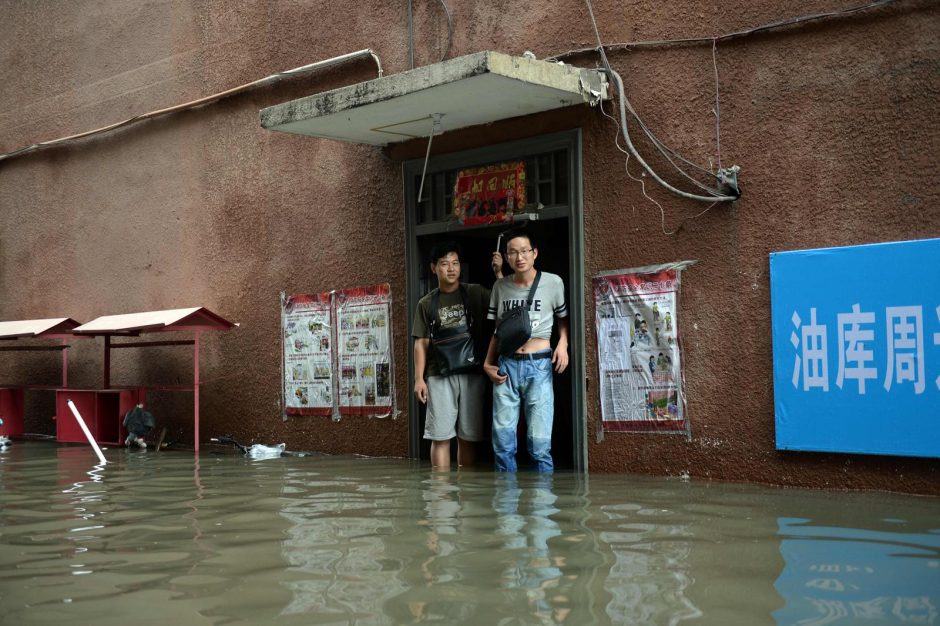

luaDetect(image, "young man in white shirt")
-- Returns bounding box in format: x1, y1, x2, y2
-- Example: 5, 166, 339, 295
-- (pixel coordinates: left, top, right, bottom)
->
483, 228, 569, 472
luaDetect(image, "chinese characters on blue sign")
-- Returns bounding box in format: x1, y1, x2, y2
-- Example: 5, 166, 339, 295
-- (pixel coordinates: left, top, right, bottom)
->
770, 238, 940, 457
773, 517, 940, 624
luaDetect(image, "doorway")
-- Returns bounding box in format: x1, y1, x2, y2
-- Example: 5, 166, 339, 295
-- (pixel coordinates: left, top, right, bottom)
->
404, 130, 586, 471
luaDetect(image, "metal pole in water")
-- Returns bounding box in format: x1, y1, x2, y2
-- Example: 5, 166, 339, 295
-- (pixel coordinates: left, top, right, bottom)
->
66, 399, 107, 466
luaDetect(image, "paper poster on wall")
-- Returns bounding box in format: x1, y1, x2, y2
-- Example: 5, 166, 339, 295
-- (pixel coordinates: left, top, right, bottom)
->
282, 292, 335, 416
593, 262, 693, 435
335, 283, 394, 417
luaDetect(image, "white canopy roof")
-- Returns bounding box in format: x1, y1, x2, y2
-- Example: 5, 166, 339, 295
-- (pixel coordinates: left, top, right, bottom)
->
74, 307, 234, 334
0, 318, 81, 339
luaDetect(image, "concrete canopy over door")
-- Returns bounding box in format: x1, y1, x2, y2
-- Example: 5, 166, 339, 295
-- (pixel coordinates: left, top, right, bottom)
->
259, 51, 608, 145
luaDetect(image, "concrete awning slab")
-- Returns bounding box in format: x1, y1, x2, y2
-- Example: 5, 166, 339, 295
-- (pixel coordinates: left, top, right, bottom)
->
260, 51, 608, 146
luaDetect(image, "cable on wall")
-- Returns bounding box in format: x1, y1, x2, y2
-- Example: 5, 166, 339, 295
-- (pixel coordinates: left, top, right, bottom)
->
601, 103, 721, 236
437, 0, 454, 62
607, 69, 740, 203
553, 0, 902, 60
407, 0, 455, 66
0, 49, 384, 165
583, 0, 740, 203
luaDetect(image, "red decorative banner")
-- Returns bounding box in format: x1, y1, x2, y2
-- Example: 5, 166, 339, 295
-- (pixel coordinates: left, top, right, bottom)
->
452, 161, 526, 226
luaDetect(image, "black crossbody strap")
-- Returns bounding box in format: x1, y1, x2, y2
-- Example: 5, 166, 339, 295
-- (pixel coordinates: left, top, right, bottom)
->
525, 271, 542, 306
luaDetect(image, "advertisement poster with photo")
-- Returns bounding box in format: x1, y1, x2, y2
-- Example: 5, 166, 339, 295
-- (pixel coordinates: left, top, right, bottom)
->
593, 262, 692, 435
282, 292, 335, 416
336, 283, 394, 417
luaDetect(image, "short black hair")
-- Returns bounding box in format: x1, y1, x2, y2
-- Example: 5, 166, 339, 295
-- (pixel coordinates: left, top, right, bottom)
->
429, 241, 462, 265
501, 227, 535, 252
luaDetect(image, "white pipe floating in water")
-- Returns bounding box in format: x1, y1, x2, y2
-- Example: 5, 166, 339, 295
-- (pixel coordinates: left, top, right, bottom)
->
66, 399, 107, 466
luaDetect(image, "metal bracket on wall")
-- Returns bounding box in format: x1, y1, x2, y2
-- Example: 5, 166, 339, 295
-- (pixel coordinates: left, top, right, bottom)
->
416, 114, 444, 204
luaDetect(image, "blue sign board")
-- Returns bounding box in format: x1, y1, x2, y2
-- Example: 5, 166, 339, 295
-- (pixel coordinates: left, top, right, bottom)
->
770, 238, 940, 457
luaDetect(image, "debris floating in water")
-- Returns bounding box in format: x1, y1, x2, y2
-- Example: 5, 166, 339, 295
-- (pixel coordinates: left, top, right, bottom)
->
123, 404, 155, 448
247, 443, 286, 459
210, 435, 302, 459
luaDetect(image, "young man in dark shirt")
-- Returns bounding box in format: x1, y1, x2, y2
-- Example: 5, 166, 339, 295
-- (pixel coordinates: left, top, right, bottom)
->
413, 241, 500, 468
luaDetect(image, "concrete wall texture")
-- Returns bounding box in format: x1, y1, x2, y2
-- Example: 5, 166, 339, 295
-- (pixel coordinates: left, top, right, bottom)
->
1, 1, 938, 493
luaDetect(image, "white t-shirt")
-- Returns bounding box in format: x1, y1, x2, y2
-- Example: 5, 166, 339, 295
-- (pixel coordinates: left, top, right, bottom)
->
487, 272, 568, 340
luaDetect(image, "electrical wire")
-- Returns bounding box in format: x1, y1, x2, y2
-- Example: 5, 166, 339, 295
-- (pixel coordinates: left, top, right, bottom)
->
619, 94, 725, 196
409, 0, 454, 66
625, 101, 717, 180
407, 0, 415, 69
551, 0, 901, 60
573, 0, 903, 196
438, 0, 454, 62
0, 49, 384, 164
583, 0, 738, 203
608, 67, 738, 202
601, 104, 719, 235
711, 39, 722, 170
583, 0, 612, 70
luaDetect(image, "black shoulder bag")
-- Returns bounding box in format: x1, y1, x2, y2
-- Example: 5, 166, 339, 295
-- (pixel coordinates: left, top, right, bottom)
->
429, 285, 480, 376
495, 271, 541, 357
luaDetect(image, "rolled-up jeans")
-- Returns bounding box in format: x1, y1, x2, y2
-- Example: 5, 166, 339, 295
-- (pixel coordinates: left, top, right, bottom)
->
492, 350, 554, 472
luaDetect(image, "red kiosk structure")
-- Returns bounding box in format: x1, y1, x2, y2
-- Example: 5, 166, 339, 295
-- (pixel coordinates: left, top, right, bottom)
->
71, 307, 236, 452
0, 317, 83, 438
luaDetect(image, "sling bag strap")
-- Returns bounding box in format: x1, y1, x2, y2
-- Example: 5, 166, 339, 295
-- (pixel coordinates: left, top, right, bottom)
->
523, 271, 542, 308
493, 271, 543, 357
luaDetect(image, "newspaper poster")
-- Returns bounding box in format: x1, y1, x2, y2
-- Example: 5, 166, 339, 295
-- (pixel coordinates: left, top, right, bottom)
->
336, 283, 394, 417
593, 263, 692, 434
282, 292, 335, 416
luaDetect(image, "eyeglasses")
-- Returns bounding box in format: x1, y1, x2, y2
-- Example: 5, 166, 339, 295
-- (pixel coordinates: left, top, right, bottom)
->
506, 248, 535, 259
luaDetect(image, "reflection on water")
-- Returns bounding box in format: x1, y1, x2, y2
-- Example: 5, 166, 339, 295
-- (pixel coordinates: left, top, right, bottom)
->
0, 442, 937, 625
775, 518, 940, 625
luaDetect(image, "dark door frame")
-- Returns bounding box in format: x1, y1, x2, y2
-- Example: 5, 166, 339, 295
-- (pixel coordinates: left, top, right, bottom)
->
402, 129, 587, 472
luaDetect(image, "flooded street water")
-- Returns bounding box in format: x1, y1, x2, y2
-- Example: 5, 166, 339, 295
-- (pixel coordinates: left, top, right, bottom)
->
0, 441, 937, 625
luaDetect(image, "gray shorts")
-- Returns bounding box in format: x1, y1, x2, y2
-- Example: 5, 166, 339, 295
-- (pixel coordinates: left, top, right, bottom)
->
424, 374, 485, 442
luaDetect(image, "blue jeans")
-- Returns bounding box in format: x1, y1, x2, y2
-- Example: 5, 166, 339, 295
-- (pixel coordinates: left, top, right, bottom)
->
492, 351, 554, 472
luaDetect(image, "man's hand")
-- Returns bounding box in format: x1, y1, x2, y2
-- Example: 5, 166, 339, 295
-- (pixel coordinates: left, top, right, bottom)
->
491, 251, 504, 278
414, 379, 428, 404
552, 342, 569, 374
484, 362, 507, 385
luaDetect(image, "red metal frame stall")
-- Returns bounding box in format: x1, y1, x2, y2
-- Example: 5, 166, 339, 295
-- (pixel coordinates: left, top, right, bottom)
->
0, 318, 83, 439
72, 307, 236, 452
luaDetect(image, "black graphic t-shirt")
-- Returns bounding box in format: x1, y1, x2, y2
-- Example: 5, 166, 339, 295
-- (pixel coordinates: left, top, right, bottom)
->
413, 283, 490, 376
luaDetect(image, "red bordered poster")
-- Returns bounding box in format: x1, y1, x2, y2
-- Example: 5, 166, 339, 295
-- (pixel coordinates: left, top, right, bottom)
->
282, 292, 335, 416
593, 264, 691, 435
335, 283, 394, 417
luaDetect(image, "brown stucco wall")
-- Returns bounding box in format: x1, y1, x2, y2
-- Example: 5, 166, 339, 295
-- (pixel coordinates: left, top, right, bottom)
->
574, 0, 940, 494
2, 1, 938, 492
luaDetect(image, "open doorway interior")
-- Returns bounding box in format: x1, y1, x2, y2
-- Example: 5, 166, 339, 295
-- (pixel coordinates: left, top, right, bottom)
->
413, 217, 574, 470
404, 129, 585, 471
